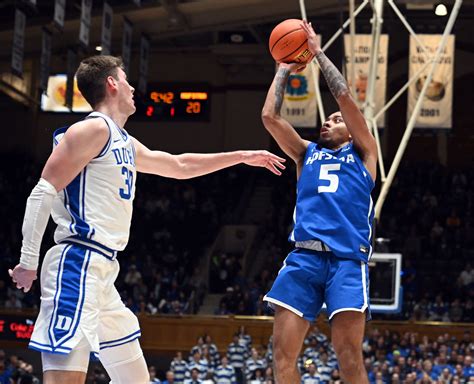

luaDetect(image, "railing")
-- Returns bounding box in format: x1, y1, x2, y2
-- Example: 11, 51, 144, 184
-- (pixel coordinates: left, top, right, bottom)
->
1, 310, 472, 353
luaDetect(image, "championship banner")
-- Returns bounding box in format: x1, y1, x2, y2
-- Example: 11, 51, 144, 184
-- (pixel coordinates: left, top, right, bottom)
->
11, 9, 26, 78
39, 28, 52, 93
54, 0, 66, 30
281, 64, 318, 128
79, 0, 92, 48
101, 2, 113, 55
122, 17, 133, 76
407, 34, 454, 129
65, 49, 77, 109
137, 35, 150, 94
344, 34, 389, 127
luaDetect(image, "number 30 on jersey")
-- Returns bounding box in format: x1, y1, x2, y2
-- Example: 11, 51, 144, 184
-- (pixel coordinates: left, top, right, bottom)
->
119, 166, 134, 200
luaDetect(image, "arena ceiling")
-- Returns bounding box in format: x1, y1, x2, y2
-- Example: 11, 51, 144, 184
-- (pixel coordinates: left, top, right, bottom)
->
0, 0, 474, 61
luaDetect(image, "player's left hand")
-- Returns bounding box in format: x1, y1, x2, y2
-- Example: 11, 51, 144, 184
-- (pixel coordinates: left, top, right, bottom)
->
301, 19, 321, 55
241, 150, 286, 175
8, 265, 37, 293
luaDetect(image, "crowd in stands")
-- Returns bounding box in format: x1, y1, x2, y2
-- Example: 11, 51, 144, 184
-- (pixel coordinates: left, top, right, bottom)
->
375, 163, 474, 323
0, 347, 112, 384
115, 165, 247, 316
0, 349, 39, 384
152, 326, 474, 383
1, 326, 473, 383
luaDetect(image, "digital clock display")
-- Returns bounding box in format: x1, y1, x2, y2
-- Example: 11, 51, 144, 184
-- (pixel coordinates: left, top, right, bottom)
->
135, 86, 210, 121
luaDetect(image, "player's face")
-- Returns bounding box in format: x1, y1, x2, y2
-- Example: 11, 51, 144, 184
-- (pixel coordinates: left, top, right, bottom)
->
115, 67, 136, 115
318, 111, 351, 149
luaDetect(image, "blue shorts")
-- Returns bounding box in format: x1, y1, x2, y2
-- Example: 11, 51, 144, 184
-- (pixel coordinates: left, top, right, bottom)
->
263, 248, 370, 322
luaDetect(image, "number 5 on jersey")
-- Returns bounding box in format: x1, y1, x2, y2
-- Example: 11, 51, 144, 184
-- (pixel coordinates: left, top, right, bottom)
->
318, 163, 341, 193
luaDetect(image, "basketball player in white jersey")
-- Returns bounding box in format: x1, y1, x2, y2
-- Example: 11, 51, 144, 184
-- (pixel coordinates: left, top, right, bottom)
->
8, 55, 286, 384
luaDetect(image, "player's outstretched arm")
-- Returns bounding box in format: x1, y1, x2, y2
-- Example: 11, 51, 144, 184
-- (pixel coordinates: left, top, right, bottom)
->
301, 20, 377, 177
132, 138, 286, 179
261, 63, 310, 165
9, 119, 109, 293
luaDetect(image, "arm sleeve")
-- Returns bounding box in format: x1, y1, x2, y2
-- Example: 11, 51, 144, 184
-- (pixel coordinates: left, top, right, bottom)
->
20, 178, 58, 270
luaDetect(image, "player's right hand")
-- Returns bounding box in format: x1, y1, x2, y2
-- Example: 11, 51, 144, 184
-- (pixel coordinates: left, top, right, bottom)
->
301, 19, 322, 56
8, 265, 37, 293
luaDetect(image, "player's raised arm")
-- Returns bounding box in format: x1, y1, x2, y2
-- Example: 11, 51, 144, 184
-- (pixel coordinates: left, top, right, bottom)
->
9, 119, 109, 292
132, 138, 286, 178
301, 20, 377, 177
261, 64, 310, 165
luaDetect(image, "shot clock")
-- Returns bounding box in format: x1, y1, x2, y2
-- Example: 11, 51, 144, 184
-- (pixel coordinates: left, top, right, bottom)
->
135, 85, 210, 121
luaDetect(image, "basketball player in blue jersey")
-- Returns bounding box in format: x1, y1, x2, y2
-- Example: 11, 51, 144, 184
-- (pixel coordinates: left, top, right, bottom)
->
261, 20, 377, 384
8, 55, 286, 384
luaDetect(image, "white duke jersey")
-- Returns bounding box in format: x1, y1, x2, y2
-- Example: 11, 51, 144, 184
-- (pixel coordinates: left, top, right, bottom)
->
51, 111, 137, 259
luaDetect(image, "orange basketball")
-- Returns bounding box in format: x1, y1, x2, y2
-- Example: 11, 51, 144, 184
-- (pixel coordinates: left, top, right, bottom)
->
269, 19, 314, 64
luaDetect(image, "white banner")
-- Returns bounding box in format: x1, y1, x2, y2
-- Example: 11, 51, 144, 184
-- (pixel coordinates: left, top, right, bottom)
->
344, 34, 389, 127
101, 2, 113, 55
54, 0, 66, 29
11, 9, 26, 78
79, 0, 92, 47
138, 35, 150, 94
122, 17, 133, 76
281, 65, 318, 128
407, 34, 454, 129
40, 28, 52, 93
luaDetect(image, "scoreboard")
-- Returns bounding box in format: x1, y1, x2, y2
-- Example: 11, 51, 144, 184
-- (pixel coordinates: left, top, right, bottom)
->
40, 78, 211, 122
0, 314, 35, 341
135, 86, 210, 122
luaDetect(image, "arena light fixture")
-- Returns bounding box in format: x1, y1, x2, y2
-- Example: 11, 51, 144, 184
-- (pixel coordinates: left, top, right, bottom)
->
95, 45, 103, 52
435, 3, 448, 16
230, 33, 244, 43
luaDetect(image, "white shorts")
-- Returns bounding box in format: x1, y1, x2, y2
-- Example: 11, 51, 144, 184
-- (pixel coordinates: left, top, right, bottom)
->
29, 243, 141, 361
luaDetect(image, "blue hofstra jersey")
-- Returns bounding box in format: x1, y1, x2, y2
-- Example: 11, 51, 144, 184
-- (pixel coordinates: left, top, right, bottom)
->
290, 141, 374, 262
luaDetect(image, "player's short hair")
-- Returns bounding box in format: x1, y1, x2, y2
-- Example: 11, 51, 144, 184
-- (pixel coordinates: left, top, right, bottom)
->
76, 55, 124, 108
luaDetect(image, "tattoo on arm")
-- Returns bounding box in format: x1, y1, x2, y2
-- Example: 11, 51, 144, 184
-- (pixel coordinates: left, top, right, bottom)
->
273, 67, 291, 115
315, 51, 349, 100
